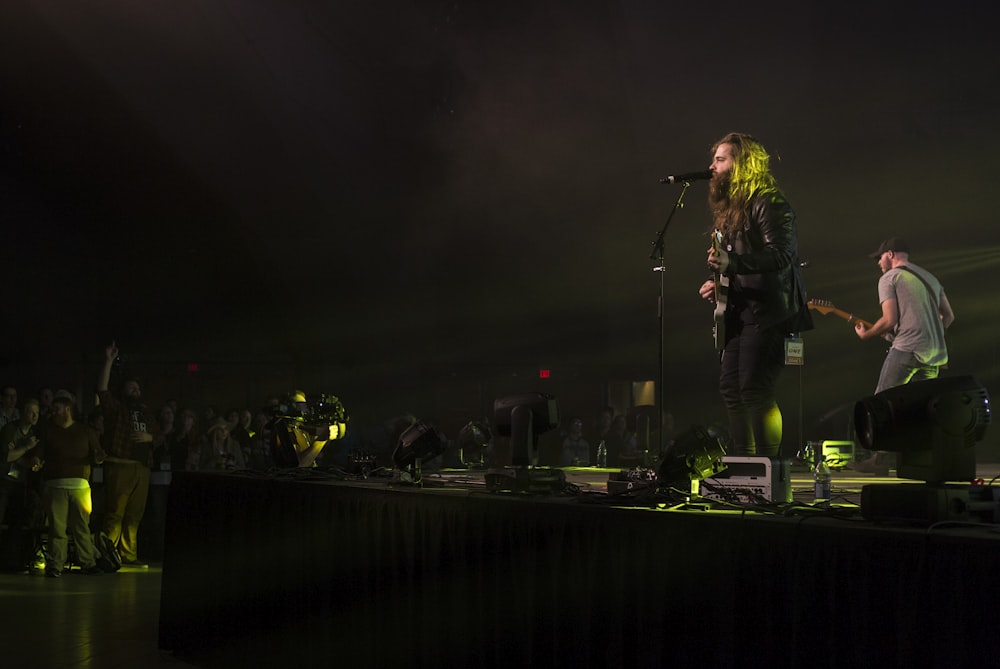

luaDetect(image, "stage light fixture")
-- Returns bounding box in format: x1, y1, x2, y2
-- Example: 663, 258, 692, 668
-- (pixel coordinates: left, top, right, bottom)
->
493, 392, 559, 435
456, 420, 491, 468
493, 392, 559, 467
392, 420, 446, 484
854, 375, 990, 483
655, 425, 727, 489
486, 392, 566, 492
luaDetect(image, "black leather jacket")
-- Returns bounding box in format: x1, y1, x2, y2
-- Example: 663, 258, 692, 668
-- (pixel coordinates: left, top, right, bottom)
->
721, 189, 813, 333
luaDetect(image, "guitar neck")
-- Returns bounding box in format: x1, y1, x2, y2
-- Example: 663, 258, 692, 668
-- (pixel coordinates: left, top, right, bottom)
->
837, 311, 872, 328
810, 304, 874, 329
836, 309, 872, 329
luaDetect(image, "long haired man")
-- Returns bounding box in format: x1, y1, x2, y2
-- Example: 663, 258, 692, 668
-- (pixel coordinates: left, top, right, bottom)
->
698, 132, 813, 456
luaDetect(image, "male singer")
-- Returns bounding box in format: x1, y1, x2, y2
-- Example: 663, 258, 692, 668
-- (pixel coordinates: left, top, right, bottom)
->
697, 132, 812, 456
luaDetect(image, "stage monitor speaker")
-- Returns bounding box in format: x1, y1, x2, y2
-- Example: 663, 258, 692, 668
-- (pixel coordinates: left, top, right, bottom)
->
860, 483, 971, 524
697, 456, 791, 503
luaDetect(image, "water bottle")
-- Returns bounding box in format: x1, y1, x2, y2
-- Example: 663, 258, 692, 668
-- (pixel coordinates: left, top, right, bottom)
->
813, 458, 832, 502
596, 440, 607, 468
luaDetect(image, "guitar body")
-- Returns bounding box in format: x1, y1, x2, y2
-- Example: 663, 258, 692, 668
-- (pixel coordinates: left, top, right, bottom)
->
712, 230, 730, 351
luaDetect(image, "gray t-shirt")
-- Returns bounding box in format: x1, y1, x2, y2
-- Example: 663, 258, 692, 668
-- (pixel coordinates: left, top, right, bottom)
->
877, 262, 948, 366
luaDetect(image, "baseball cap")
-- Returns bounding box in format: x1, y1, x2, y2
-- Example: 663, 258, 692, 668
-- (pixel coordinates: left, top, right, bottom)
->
53, 389, 76, 404
869, 237, 910, 258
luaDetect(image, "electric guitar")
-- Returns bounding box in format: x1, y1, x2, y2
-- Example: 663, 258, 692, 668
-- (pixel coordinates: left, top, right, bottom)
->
807, 299, 874, 329
712, 229, 729, 350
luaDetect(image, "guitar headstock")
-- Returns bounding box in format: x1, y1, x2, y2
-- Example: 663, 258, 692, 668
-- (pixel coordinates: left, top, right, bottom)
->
807, 298, 836, 315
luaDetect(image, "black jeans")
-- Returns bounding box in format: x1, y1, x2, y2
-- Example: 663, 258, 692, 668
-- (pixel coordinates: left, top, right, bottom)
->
719, 308, 787, 456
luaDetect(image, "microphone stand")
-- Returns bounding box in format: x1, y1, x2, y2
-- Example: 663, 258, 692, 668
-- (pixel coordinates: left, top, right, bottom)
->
649, 181, 692, 462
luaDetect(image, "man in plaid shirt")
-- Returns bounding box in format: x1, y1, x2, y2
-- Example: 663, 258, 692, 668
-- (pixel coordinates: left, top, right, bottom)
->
97, 342, 161, 567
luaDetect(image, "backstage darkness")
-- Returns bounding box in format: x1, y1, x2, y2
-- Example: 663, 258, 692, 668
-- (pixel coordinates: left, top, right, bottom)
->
1, 0, 999, 666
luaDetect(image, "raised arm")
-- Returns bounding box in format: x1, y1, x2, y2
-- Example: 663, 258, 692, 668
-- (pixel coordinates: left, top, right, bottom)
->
98, 341, 118, 393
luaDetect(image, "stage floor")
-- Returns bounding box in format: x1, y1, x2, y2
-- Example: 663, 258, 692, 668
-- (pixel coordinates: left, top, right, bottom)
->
418, 461, 1000, 513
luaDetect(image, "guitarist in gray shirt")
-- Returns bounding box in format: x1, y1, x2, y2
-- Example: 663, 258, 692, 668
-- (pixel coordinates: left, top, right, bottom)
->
853, 237, 955, 473
698, 132, 813, 458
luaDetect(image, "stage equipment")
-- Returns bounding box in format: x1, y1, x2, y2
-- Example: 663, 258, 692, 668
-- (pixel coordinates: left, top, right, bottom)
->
392, 420, 446, 485
860, 484, 972, 524
801, 440, 855, 470
269, 391, 350, 468
487, 393, 564, 493
456, 420, 491, 468
698, 456, 792, 504
493, 392, 559, 467
484, 467, 567, 494
346, 449, 378, 478
301, 393, 348, 425
854, 375, 990, 483
854, 376, 992, 524
275, 391, 348, 424
606, 467, 658, 496
655, 425, 727, 491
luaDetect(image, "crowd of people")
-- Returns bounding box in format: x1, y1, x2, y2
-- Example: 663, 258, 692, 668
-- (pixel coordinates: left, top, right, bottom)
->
0, 342, 355, 576
556, 406, 674, 468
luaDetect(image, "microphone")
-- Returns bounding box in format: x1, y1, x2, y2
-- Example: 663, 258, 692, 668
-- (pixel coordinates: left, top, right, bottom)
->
659, 170, 712, 184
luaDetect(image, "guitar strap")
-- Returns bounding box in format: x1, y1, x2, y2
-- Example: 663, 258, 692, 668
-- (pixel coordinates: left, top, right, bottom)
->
897, 265, 939, 310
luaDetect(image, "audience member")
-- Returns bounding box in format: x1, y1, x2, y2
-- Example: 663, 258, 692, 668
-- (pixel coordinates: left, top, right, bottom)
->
36, 387, 54, 422
610, 414, 639, 464
156, 404, 176, 470
227, 407, 253, 455
560, 417, 590, 466
30, 392, 105, 576
0, 386, 20, 428
240, 408, 254, 434
168, 408, 199, 471
2, 398, 40, 477
86, 408, 105, 439
97, 342, 160, 568
0, 398, 42, 561
202, 405, 218, 428
198, 417, 246, 471
589, 406, 626, 466
243, 409, 274, 471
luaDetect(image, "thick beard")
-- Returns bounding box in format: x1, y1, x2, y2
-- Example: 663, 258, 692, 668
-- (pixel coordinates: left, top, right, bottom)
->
708, 172, 731, 211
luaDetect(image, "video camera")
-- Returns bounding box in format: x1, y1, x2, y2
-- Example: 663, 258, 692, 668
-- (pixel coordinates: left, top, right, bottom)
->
274, 392, 348, 427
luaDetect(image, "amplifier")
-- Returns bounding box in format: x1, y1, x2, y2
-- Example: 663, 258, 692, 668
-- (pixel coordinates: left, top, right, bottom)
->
696, 456, 791, 503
